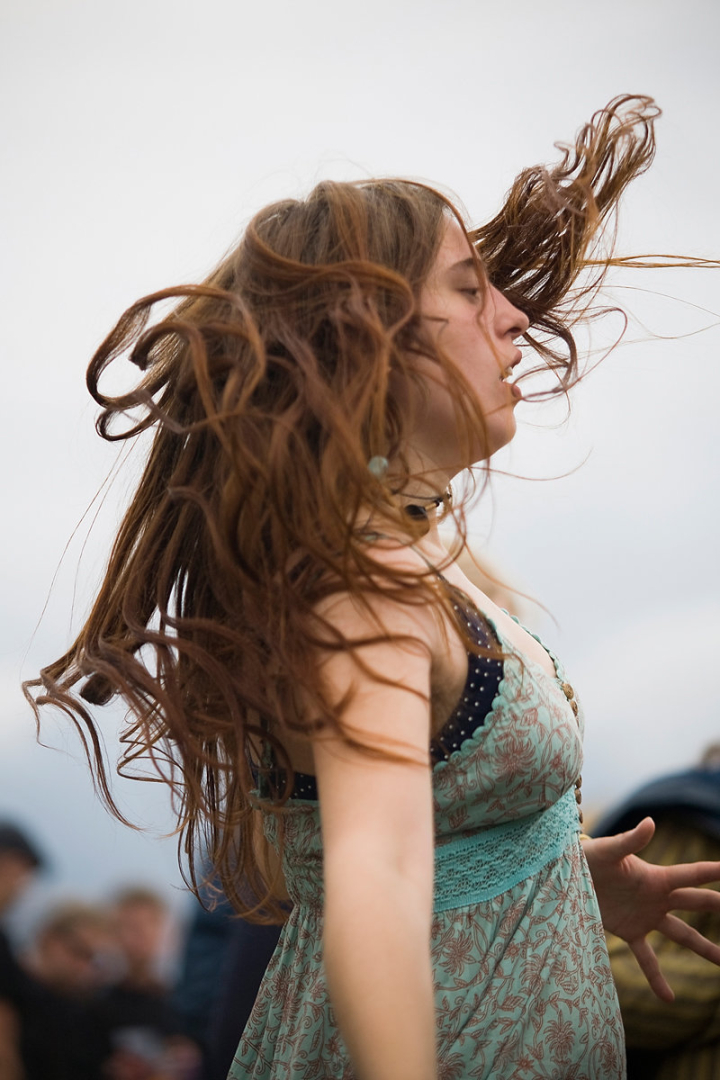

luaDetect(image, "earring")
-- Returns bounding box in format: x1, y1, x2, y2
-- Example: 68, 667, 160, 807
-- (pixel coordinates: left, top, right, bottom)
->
367, 456, 389, 479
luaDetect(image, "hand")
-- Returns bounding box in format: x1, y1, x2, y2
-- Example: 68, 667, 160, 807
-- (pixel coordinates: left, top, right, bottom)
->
582, 817, 720, 1002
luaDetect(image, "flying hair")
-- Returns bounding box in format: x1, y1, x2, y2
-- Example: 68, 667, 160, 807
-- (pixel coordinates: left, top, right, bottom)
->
26, 95, 693, 921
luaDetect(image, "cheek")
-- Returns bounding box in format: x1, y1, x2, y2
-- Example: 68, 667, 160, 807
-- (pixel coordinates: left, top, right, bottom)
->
446, 316, 493, 366
460, 348, 503, 394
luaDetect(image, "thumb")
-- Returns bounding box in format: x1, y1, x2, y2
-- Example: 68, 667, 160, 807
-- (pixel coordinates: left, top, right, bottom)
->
596, 816, 656, 860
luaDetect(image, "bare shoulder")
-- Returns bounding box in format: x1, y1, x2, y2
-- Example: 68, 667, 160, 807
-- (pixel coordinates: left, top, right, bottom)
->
312, 539, 444, 655
308, 540, 444, 753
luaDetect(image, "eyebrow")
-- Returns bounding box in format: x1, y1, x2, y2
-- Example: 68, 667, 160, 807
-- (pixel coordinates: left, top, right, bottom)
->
448, 257, 477, 272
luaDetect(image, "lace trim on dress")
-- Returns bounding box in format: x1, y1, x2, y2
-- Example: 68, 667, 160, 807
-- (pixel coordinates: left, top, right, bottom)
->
433, 787, 581, 912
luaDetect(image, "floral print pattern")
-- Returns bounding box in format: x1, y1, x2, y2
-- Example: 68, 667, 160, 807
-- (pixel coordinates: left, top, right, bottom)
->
230, 621, 625, 1079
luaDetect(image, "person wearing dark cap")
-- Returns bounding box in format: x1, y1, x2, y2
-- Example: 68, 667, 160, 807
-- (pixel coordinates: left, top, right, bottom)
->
597, 747, 720, 1080
0, 822, 44, 1080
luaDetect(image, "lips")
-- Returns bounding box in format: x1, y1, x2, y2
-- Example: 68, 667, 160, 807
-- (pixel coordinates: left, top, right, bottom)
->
499, 351, 522, 381
500, 351, 523, 399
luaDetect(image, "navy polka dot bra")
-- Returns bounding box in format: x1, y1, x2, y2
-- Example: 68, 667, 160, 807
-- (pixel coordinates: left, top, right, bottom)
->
273, 575, 504, 802
429, 579, 503, 765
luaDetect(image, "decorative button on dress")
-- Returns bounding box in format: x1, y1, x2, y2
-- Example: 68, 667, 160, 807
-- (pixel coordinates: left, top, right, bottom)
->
230, 592, 626, 1080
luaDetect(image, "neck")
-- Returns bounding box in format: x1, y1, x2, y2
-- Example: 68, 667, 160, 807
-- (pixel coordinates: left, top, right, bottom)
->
395, 490, 449, 556
361, 448, 456, 551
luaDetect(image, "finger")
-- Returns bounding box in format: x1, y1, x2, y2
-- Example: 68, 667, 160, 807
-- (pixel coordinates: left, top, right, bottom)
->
628, 936, 675, 1002
664, 861, 720, 890
668, 887, 720, 913
594, 817, 656, 860
659, 913, 720, 966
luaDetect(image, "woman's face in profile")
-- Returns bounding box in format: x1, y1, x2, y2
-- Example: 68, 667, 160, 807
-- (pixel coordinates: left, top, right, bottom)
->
413, 218, 529, 465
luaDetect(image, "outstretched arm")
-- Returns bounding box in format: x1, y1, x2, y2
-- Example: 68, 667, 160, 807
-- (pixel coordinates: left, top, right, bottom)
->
582, 818, 720, 1001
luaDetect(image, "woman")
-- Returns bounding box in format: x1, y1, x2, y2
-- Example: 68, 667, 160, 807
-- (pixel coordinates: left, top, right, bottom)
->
27, 95, 720, 1079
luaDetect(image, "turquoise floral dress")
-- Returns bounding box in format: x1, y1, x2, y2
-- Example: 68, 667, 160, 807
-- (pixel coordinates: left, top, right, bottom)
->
230, 588, 626, 1079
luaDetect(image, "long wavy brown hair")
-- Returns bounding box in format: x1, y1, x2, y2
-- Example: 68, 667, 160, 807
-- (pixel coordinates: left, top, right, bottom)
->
26, 94, 668, 920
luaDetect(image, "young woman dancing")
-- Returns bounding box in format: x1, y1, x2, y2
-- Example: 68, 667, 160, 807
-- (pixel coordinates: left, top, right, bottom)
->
27, 95, 720, 1079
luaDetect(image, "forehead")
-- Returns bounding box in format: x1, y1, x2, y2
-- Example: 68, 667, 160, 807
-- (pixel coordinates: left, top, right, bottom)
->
436, 217, 474, 267
424, 217, 477, 287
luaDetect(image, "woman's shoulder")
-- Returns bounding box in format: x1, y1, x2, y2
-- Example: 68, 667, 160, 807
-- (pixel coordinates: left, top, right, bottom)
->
311, 536, 446, 653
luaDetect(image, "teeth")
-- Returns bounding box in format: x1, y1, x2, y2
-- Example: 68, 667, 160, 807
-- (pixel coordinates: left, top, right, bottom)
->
500, 366, 513, 381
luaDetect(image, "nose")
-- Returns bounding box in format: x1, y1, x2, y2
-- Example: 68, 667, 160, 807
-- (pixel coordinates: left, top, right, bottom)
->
490, 286, 529, 340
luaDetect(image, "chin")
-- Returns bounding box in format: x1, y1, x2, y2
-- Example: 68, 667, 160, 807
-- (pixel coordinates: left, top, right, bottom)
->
484, 422, 517, 459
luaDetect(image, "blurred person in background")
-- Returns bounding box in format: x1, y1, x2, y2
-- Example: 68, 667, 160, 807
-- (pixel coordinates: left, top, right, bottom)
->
21, 900, 112, 1078
89, 887, 200, 1080
597, 746, 720, 1080
172, 877, 282, 1080
0, 823, 44, 1080
0, 835, 106, 1079
26, 901, 112, 1000
111, 888, 172, 994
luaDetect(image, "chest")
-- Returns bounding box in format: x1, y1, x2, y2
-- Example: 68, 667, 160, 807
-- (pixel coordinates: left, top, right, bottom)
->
432, 645, 585, 833
429, 571, 556, 738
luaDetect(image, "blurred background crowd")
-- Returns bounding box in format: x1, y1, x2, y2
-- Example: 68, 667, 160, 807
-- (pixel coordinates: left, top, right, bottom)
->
0, 816, 277, 1080
0, 830, 202, 1080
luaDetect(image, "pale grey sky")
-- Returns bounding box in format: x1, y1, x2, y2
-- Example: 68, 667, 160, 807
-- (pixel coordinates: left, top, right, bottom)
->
1, 0, 719, 919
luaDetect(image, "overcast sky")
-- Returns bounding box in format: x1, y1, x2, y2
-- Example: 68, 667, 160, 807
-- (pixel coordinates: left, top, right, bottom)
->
1, 0, 719, 924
